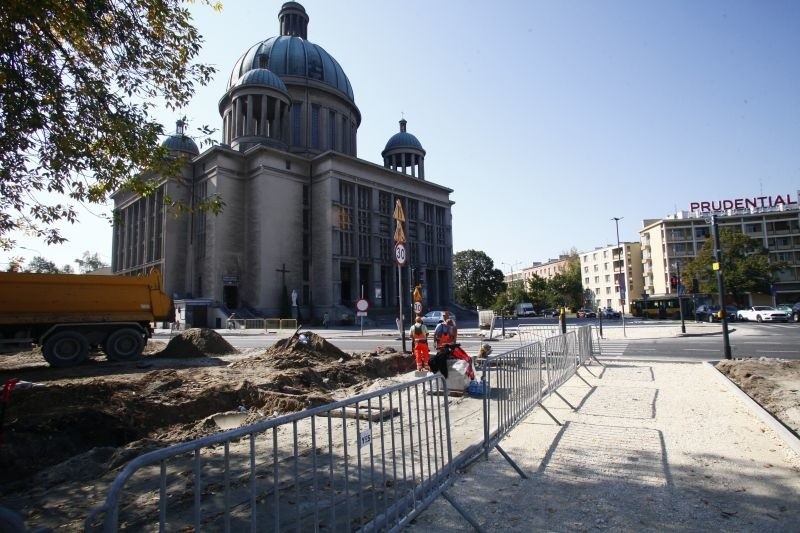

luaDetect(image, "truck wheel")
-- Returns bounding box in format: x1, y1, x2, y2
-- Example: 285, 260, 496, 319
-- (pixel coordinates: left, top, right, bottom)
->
43, 331, 89, 367
105, 328, 145, 361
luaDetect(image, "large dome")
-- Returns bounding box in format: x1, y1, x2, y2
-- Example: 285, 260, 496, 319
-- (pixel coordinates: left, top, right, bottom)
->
226, 3, 354, 103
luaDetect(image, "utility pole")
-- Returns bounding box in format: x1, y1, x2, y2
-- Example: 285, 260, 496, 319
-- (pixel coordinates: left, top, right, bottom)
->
675, 261, 686, 333
711, 215, 732, 359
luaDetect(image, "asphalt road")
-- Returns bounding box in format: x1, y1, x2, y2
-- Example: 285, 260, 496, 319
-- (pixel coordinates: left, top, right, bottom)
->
163, 318, 800, 361
601, 321, 800, 360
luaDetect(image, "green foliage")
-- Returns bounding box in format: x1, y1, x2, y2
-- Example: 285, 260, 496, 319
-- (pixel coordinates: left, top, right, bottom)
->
0, 0, 222, 250
526, 273, 550, 309
683, 228, 789, 304
546, 255, 584, 309
453, 250, 505, 309
25, 255, 71, 273
74, 251, 109, 273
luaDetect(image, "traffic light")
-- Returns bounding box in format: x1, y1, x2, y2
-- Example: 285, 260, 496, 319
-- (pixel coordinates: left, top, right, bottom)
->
691, 278, 699, 294
670, 276, 678, 291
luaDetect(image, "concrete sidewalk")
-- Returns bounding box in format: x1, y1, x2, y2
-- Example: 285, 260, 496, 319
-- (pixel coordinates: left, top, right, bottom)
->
407, 359, 800, 532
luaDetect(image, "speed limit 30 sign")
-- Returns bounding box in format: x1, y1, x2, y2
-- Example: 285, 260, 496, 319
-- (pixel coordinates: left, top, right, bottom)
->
394, 242, 407, 266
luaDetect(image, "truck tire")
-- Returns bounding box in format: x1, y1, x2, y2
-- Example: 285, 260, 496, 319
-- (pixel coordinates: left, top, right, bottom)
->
43, 331, 89, 367
104, 328, 145, 361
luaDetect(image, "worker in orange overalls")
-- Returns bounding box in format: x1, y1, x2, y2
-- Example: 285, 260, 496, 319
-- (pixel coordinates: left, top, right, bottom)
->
434, 318, 455, 349
409, 316, 430, 371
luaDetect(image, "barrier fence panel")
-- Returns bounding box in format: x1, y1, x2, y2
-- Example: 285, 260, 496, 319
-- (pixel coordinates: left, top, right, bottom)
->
543, 332, 578, 395
86, 326, 597, 532
476, 342, 545, 473
85, 375, 477, 532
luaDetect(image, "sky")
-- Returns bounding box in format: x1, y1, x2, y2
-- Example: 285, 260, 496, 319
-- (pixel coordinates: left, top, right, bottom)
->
3, 0, 799, 273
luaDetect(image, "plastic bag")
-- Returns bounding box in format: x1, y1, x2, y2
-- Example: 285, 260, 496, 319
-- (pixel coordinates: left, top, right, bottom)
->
451, 359, 468, 376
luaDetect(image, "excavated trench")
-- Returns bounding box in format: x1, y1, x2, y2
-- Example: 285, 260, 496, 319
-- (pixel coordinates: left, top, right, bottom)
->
0, 329, 415, 490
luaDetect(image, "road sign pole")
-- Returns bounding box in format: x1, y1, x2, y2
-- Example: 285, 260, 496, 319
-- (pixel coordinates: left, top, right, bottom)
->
398, 264, 406, 353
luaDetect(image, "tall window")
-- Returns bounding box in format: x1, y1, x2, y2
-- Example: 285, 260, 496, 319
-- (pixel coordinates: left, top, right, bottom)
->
292, 104, 302, 146
357, 186, 371, 259
311, 104, 320, 149
339, 182, 354, 256
328, 110, 336, 150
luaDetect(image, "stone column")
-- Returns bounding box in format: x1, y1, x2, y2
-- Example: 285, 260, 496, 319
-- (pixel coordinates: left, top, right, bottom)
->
260, 95, 268, 136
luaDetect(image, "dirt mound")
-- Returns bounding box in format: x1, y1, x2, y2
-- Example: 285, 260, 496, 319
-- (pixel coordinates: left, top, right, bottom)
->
0, 332, 416, 502
715, 358, 800, 434
231, 331, 349, 370
151, 328, 238, 358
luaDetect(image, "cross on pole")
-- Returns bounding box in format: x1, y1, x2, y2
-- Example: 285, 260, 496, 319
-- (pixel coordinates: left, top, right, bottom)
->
276, 263, 290, 285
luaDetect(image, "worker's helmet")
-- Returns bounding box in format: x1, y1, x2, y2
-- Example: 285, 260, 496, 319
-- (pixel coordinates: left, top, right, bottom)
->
415, 316, 422, 323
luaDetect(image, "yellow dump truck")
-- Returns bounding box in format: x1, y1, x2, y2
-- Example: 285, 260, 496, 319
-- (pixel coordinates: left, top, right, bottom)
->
0, 269, 172, 367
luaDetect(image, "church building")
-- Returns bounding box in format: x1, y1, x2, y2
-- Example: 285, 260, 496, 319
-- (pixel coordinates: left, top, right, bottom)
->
111, 2, 454, 327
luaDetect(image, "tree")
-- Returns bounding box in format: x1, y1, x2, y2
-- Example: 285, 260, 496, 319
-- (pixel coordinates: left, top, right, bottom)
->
546, 253, 583, 310
683, 229, 789, 305
526, 273, 549, 310
26, 256, 62, 273
75, 251, 109, 273
453, 250, 505, 309
0, 0, 223, 250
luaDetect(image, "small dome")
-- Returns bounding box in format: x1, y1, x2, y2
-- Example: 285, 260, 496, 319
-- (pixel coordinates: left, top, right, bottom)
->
162, 120, 199, 156
233, 68, 289, 93
382, 119, 425, 154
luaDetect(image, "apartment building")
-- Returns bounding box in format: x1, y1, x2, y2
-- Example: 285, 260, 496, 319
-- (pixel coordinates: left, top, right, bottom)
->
579, 243, 643, 312
640, 193, 800, 305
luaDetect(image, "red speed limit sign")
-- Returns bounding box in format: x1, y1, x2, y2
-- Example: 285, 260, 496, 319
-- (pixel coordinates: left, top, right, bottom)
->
394, 242, 407, 266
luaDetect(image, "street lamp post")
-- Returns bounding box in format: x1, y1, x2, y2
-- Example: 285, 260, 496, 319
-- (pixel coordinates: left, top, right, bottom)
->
612, 217, 626, 338
673, 261, 686, 334
710, 215, 732, 359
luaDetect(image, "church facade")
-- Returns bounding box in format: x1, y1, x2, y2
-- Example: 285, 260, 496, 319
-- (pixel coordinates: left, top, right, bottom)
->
111, 2, 454, 327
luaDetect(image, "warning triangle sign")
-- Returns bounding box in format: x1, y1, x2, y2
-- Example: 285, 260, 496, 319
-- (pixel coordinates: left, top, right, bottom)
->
393, 199, 406, 222
394, 221, 406, 243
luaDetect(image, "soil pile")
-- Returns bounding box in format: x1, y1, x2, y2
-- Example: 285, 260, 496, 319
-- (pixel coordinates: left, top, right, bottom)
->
0, 329, 415, 529
715, 357, 800, 435
151, 328, 237, 358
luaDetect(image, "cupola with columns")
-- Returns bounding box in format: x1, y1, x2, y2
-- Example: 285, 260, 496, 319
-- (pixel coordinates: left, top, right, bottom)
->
382, 118, 426, 179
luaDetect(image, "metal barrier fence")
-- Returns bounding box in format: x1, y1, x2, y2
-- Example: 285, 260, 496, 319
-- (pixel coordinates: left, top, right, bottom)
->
85, 375, 479, 532
227, 318, 298, 331
543, 332, 578, 393
518, 324, 602, 367
471, 326, 594, 478
86, 327, 597, 532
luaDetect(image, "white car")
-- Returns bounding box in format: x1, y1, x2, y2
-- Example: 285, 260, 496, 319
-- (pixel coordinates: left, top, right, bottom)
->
736, 306, 789, 323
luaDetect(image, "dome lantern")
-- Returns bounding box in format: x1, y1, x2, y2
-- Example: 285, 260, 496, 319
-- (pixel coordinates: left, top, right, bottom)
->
382, 118, 426, 180
162, 119, 199, 156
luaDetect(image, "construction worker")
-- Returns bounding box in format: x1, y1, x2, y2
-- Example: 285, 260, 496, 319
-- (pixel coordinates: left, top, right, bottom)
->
434, 319, 455, 349
409, 316, 430, 371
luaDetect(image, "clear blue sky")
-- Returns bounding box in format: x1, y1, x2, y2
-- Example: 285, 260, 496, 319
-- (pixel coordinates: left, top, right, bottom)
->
4, 0, 798, 272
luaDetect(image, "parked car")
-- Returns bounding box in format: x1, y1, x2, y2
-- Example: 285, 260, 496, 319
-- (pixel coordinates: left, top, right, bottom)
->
600, 307, 621, 319
540, 308, 560, 318
576, 308, 596, 318
724, 305, 739, 322
793, 302, 800, 323
736, 306, 789, 323
776, 304, 793, 315
695, 304, 721, 322
420, 310, 456, 327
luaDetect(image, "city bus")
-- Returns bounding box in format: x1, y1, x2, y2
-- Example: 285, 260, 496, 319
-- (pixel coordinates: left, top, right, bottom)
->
631, 294, 701, 319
